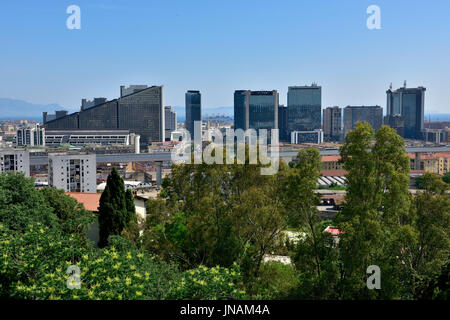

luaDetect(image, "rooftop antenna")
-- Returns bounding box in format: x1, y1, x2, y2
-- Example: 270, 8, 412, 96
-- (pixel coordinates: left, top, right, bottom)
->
403, 80, 407, 88
389, 82, 392, 90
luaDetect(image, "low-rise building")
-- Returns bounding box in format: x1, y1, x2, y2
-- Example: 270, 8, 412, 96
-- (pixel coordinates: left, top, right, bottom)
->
321, 155, 344, 171
291, 129, 324, 144
408, 152, 450, 175
45, 130, 140, 150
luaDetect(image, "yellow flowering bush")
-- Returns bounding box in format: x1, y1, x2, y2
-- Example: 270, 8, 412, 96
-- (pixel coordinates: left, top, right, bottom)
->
166, 263, 247, 300
0, 225, 178, 300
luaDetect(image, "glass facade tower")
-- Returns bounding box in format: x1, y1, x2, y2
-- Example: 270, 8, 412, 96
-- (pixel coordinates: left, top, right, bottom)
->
386, 85, 426, 140
233, 90, 278, 131
287, 84, 321, 132
185, 90, 201, 137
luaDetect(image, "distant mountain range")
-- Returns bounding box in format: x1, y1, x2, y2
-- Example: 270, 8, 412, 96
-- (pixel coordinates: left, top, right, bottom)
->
0, 98, 64, 121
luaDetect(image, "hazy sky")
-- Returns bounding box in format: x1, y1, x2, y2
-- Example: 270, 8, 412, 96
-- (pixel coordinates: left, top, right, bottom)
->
1, 0, 449, 113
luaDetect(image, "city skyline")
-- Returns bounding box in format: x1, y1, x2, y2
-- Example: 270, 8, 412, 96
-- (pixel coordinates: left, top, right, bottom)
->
0, 0, 449, 113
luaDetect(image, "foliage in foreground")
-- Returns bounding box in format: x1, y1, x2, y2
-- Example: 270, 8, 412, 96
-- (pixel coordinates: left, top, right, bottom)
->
0, 223, 245, 300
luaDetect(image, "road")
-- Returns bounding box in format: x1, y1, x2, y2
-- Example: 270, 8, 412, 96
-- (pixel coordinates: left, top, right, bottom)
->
29, 146, 450, 165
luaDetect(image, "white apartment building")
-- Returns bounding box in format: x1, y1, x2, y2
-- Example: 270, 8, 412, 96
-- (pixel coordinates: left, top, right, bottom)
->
48, 153, 96, 193
15, 124, 45, 147
0, 149, 30, 176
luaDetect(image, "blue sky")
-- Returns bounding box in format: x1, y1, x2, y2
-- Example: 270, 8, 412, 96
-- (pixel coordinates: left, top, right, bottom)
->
1, 0, 449, 113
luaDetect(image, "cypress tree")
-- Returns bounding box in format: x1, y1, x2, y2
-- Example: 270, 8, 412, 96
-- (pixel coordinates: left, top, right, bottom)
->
125, 189, 136, 222
98, 168, 133, 247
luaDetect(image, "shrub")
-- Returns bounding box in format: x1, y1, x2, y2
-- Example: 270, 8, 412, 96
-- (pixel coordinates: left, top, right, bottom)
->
166, 263, 247, 300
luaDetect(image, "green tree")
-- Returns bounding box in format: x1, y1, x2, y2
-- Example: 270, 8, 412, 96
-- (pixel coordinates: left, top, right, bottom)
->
0, 173, 57, 232
144, 145, 288, 282
98, 168, 134, 248
40, 187, 95, 236
282, 148, 342, 299
442, 173, 450, 184
337, 123, 412, 299
405, 173, 450, 298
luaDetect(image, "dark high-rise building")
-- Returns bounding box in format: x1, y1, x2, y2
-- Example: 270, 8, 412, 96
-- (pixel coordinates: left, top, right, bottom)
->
44, 85, 164, 147
185, 90, 201, 137
384, 114, 405, 137
249, 91, 278, 131
344, 105, 383, 136
287, 84, 321, 132
278, 104, 289, 142
323, 106, 342, 141
386, 84, 426, 140
234, 90, 250, 130
233, 90, 278, 132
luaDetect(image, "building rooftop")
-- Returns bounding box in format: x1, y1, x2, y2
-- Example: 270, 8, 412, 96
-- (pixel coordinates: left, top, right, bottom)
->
321, 155, 341, 162
66, 192, 101, 212
324, 226, 342, 237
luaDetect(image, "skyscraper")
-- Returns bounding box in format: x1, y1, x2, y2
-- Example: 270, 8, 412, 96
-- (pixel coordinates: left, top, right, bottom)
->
278, 104, 289, 142
323, 106, 342, 141
344, 105, 383, 136
234, 90, 250, 130
287, 84, 321, 132
185, 90, 201, 137
249, 91, 278, 131
386, 84, 426, 140
164, 106, 177, 141
233, 90, 278, 131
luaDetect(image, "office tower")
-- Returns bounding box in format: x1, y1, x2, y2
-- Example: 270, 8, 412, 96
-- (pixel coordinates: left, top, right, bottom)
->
15, 124, 45, 147
287, 84, 321, 132
164, 106, 177, 141
384, 114, 405, 137
81, 98, 108, 111
44, 85, 165, 147
249, 91, 278, 131
185, 90, 201, 137
233, 90, 278, 131
343, 105, 383, 136
291, 129, 324, 144
48, 153, 96, 193
386, 83, 426, 139
234, 90, 250, 130
0, 149, 30, 176
278, 104, 289, 142
323, 106, 342, 141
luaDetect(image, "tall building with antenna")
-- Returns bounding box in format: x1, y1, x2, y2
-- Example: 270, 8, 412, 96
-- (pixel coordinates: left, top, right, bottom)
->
386, 82, 426, 140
